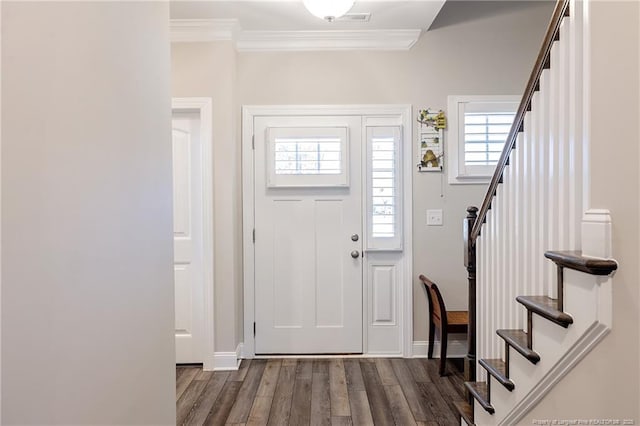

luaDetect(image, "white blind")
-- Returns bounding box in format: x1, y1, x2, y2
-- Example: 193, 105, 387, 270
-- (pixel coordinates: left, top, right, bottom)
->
464, 112, 516, 166
266, 127, 349, 187
447, 95, 520, 183
274, 137, 342, 175
367, 126, 402, 250
371, 136, 396, 238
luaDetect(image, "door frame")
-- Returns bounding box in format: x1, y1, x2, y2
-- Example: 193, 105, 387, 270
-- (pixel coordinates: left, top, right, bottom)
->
171, 97, 215, 370
242, 104, 413, 357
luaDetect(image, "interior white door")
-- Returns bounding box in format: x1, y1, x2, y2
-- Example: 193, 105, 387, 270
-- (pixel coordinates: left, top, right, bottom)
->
254, 115, 363, 354
172, 111, 204, 363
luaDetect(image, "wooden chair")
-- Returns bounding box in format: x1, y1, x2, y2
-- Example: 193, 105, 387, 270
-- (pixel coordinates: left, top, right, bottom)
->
419, 274, 469, 376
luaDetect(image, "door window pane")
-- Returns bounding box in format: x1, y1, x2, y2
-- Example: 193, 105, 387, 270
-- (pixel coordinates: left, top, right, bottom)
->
267, 127, 349, 187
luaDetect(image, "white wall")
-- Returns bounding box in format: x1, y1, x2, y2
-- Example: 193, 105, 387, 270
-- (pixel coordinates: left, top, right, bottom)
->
171, 0, 554, 347
2, 2, 175, 424
523, 1, 640, 421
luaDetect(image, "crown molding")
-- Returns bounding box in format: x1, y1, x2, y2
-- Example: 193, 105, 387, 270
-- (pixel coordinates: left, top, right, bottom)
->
236, 29, 422, 52
170, 19, 240, 43
169, 20, 422, 51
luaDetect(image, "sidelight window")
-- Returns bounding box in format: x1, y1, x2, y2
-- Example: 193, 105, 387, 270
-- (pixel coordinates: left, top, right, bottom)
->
367, 126, 402, 250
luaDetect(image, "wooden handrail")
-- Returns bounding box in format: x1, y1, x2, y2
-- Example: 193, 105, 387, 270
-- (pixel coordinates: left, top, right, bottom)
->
470, 0, 570, 242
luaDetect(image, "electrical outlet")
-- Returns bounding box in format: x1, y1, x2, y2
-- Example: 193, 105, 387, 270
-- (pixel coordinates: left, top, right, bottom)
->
427, 209, 443, 226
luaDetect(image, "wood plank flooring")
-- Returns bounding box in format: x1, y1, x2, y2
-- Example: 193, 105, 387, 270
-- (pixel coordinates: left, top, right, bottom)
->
176, 358, 465, 426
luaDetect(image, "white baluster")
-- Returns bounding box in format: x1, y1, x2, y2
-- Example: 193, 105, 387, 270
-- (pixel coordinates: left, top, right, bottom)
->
514, 132, 526, 330
569, 0, 585, 250
528, 90, 540, 302
480, 230, 488, 381
478, 230, 482, 365
491, 206, 499, 360
537, 70, 550, 298
495, 201, 501, 359
557, 20, 571, 254
477, 230, 482, 368
501, 168, 511, 332
505, 155, 515, 330
518, 117, 529, 331
547, 37, 561, 299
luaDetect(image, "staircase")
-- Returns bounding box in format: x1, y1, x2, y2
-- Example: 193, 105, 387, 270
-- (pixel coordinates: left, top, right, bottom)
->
456, 1, 619, 424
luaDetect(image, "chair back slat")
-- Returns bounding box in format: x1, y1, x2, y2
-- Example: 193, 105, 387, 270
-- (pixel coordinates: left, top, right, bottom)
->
419, 274, 448, 327
428, 285, 443, 321
419, 274, 468, 376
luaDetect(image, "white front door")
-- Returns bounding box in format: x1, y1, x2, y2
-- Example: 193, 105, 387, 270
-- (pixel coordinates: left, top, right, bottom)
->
254, 115, 363, 354
172, 111, 204, 363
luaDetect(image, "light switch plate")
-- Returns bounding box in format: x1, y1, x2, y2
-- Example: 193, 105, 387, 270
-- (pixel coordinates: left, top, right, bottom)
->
427, 209, 443, 226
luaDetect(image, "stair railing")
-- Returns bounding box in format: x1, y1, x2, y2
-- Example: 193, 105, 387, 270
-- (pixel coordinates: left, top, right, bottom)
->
463, 0, 570, 386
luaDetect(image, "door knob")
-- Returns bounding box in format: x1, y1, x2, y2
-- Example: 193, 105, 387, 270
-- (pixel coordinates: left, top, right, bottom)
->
351, 234, 359, 242
351, 250, 360, 259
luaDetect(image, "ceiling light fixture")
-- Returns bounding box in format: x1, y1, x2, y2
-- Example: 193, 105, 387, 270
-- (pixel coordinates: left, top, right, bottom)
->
303, 0, 355, 22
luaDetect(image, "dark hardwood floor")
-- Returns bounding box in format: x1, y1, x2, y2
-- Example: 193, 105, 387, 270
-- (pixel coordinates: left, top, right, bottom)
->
176, 358, 466, 426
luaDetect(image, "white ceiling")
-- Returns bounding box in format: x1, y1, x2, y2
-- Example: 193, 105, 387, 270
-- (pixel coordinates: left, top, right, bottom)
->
169, 1, 446, 32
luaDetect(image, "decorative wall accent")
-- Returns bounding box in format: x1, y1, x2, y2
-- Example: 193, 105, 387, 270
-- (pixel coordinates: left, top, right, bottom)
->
417, 109, 446, 172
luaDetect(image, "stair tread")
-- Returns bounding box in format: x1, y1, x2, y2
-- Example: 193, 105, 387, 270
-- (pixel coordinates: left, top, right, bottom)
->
545, 250, 617, 275
464, 382, 495, 414
516, 295, 573, 328
454, 400, 475, 426
478, 358, 515, 391
496, 329, 541, 364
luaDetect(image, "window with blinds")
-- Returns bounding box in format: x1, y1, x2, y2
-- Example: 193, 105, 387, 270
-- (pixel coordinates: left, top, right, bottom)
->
447, 95, 520, 184
464, 112, 516, 166
266, 127, 349, 187
367, 126, 402, 250
371, 136, 395, 238
274, 137, 342, 175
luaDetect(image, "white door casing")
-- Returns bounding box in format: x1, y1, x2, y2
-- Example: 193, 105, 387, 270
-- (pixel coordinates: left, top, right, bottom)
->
171, 98, 214, 368
242, 105, 413, 358
253, 116, 363, 354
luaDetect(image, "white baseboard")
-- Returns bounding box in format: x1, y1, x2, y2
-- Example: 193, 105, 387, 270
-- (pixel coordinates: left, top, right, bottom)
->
236, 340, 466, 359
213, 343, 242, 371
412, 336, 467, 358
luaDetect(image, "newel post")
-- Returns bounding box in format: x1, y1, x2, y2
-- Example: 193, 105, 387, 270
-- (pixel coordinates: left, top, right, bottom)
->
463, 206, 478, 387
